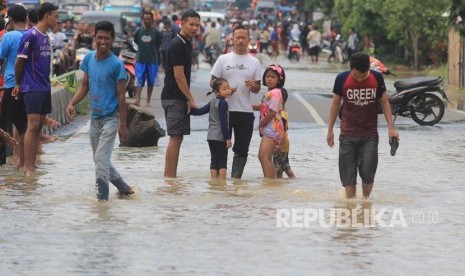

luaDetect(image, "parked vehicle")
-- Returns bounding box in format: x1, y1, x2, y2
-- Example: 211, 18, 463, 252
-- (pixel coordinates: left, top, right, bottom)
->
339, 57, 449, 126
330, 34, 348, 63
79, 11, 127, 55
74, 47, 90, 69
248, 40, 260, 57
205, 44, 221, 67
287, 38, 301, 62
119, 41, 137, 98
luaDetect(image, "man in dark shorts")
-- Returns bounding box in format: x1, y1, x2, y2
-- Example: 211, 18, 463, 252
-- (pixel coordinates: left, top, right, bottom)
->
326, 52, 399, 199
0, 4, 28, 167
14, 2, 58, 176
161, 10, 200, 178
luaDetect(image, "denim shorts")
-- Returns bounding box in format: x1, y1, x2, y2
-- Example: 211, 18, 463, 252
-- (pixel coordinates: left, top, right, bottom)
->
338, 135, 378, 186
23, 91, 52, 115
162, 99, 190, 135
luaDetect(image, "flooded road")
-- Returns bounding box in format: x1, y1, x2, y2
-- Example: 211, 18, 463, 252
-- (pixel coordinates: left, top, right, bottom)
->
1, 58, 465, 274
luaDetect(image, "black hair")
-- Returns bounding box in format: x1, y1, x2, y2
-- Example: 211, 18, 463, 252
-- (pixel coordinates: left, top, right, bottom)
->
38, 2, 58, 21
349, 52, 370, 72
207, 78, 228, 96
233, 24, 249, 36
142, 11, 153, 19
0, 17, 4, 31
181, 10, 200, 22
7, 4, 28, 23
280, 88, 288, 104
27, 8, 39, 24
95, 20, 115, 38
262, 64, 286, 88
172, 14, 178, 21
64, 18, 73, 24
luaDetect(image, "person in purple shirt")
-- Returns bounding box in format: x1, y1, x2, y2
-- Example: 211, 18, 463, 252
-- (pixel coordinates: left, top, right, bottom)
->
13, 2, 58, 176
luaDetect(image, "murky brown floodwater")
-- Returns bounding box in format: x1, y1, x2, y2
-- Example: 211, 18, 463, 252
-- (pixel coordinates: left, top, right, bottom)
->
1, 58, 464, 274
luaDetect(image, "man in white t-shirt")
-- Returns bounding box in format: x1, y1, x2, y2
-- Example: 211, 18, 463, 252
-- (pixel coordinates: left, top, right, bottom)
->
210, 25, 261, 179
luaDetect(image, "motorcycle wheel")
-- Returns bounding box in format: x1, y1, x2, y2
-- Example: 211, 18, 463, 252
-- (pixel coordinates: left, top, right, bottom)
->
410, 93, 445, 126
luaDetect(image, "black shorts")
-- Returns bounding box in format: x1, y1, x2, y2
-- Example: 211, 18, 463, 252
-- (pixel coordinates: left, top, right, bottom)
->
162, 99, 190, 135
208, 140, 228, 170
0, 87, 28, 135
338, 135, 378, 186
308, 46, 320, 56
23, 91, 52, 115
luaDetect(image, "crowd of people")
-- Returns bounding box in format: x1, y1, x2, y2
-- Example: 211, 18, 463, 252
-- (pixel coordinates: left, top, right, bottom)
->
0, 5, 399, 202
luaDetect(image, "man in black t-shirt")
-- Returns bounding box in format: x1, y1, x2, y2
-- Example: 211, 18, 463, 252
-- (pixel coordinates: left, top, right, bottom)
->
161, 10, 201, 178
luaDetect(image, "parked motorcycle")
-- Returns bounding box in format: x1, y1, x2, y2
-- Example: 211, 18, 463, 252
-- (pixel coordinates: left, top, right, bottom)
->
287, 38, 301, 62
74, 47, 90, 70
248, 40, 260, 57
205, 43, 221, 67
119, 40, 137, 98
339, 57, 448, 126
334, 34, 348, 63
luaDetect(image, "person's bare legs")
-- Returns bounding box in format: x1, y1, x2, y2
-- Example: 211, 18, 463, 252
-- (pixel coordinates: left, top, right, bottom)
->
134, 86, 143, 106
345, 185, 356, 199
11, 128, 25, 169
218, 168, 226, 179
285, 168, 296, 178
258, 137, 277, 179
164, 134, 183, 178
362, 182, 373, 199
210, 169, 218, 178
23, 114, 44, 176
145, 86, 154, 107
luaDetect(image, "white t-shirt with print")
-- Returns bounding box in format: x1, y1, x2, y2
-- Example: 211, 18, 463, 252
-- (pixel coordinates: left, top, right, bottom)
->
211, 52, 261, 113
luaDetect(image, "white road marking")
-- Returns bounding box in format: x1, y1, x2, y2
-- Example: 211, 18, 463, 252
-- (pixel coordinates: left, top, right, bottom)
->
293, 92, 326, 127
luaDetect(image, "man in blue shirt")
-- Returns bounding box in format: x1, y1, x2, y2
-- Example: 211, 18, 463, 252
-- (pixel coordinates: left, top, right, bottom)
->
0, 4, 28, 167
66, 21, 134, 201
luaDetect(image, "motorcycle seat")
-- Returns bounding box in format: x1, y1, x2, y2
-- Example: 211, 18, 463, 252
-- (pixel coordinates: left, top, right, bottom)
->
394, 76, 443, 91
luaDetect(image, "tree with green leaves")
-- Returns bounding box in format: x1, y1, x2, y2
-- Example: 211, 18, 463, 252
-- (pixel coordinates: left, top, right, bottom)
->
333, 0, 448, 69
450, 0, 465, 37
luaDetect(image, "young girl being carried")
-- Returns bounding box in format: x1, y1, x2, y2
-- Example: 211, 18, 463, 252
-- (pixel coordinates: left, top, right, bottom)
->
256, 64, 285, 179
190, 78, 233, 179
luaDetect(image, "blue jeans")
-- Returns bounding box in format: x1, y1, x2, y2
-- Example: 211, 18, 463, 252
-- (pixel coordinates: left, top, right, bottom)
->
90, 114, 128, 200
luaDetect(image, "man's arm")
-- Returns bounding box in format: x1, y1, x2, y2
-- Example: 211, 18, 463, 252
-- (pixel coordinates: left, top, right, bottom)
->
326, 94, 342, 147
173, 65, 196, 109
66, 72, 90, 120
380, 92, 399, 142
117, 79, 127, 146
12, 57, 26, 96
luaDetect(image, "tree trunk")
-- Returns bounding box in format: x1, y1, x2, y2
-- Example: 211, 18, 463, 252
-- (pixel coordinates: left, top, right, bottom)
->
410, 30, 420, 70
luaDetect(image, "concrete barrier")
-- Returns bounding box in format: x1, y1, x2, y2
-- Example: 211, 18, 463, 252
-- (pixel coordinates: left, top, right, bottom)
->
43, 70, 83, 135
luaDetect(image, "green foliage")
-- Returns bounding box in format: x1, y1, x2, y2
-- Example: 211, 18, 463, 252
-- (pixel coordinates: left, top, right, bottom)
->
450, 0, 465, 37
75, 97, 90, 116
333, 0, 449, 69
